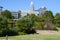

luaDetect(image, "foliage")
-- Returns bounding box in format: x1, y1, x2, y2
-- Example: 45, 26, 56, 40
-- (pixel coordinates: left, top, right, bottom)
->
41, 11, 55, 30
16, 16, 35, 34
0, 15, 8, 36
1, 29, 18, 36
42, 11, 54, 21
0, 15, 18, 37
18, 32, 26, 35
1, 10, 13, 19
0, 10, 60, 36
25, 14, 44, 30
54, 13, 60, 27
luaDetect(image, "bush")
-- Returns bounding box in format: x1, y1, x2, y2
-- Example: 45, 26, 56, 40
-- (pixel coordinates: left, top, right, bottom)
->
16, 17, 34, 34
30, 28, 36, 34
0, 31, 2, 37
1, 29, 18, 36
53, 27, 58, 31
18, 32, 26, 35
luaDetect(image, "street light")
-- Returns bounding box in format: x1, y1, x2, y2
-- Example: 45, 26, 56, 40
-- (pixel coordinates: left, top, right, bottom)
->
0, 6, 3, 14
5, 19, 15, 40
5, 20, 8, 40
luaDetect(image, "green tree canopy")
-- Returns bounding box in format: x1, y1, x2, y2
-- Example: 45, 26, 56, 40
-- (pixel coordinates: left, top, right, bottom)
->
1, 10, 13, 19
54, 13, 60, 27
42, 11, 54, 20
16, 16, 35, 34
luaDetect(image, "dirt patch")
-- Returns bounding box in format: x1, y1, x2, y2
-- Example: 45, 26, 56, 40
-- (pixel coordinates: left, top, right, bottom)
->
36, 30, 60, 35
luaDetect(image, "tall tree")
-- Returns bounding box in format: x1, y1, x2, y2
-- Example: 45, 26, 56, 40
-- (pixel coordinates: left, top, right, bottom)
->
54, 13, 60, 27
0, 15, 8, 36
42, 11, 54, 20
16, 16, 34, 34
42, 11, 54, 30
1, 10, 13, 19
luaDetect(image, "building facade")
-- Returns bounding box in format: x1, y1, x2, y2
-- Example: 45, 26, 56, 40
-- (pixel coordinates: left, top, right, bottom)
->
11, 11, 21, 19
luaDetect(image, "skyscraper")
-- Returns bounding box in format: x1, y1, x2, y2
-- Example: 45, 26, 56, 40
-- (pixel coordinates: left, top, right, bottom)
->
30, 1, 34, 13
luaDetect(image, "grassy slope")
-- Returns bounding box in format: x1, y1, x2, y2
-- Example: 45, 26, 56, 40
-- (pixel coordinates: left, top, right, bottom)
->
0, 34, 60, 40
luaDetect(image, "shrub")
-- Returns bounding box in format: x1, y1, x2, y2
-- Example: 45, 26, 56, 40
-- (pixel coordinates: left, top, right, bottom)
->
18, 32, 26, 35
1, 29, 18, 36
16, 17, 34, 34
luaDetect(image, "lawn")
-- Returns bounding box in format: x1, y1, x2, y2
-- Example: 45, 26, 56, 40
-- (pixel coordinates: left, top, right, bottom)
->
0, 34, 60, 40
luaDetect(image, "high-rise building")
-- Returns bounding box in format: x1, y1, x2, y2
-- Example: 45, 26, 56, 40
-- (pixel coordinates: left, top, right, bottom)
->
30, 1, 34, 11
39, 6, 46, 15
30, 1, 34, 13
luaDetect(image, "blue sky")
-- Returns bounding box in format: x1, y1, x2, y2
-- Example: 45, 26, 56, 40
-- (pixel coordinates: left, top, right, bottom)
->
0, 0, 60, 15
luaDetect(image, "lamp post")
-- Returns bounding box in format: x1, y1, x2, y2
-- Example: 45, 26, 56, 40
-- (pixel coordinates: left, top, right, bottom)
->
5, 21, 8, 40
0, 6, 3, 14
6, 35, 8, 40
5, 19, 15, 40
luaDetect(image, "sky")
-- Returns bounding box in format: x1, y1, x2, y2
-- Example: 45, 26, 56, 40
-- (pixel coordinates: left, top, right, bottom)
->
0, 0, 60, 15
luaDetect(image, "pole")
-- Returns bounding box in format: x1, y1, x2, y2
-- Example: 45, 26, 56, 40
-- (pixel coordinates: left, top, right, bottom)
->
6, 21, 8, 40
6, 35, 8, 40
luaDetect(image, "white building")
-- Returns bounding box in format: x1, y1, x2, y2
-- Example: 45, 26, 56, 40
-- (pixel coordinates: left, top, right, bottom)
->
20, 1, 39, 17
0, 2, 47, 19
11, 11, 21, 19
11, 1, 46, 19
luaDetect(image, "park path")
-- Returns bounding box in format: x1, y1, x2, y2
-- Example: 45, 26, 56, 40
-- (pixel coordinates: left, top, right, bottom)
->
36, 30, 60, 35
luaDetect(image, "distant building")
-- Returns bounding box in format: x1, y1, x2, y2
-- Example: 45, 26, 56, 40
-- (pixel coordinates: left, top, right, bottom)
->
30, 1, 34, 13
39, 6, 46, 15
11, 11, 21, 19
11, 2, 47, 19
20, 1, 39, 17
0, 1, 47, 19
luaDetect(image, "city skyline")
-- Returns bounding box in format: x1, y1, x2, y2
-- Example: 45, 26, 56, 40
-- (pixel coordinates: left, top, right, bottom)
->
0, 0, 60, 15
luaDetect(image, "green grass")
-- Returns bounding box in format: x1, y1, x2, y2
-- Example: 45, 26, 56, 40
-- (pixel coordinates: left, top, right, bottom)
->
0, 34, 60, 40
